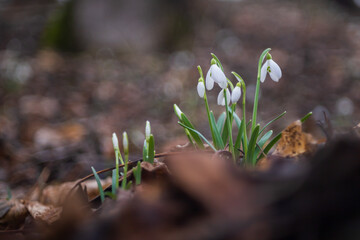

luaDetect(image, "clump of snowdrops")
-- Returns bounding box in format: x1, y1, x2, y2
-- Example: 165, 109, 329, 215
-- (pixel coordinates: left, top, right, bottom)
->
175, 48, 292, 165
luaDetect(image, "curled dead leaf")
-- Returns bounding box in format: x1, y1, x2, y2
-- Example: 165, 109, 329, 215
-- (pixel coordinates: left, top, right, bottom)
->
29, 178, 112, 206
26, 201, 62, 225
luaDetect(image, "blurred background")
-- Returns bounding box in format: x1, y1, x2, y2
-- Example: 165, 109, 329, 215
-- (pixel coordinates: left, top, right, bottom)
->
0, 0, 360, 192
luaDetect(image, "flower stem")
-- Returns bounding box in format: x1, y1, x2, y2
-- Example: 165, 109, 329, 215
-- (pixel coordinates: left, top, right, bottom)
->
242, 83, 248, 157
224, 89, 235, 161
251, 48, 271, 133
204, 94, 217, 148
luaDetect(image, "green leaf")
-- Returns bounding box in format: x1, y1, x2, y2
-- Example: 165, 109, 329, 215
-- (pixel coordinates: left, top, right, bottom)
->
234, 118, 244, 158
254, 130, 273, 160
257, 132, 282, 162
133, 161, 142, 185
104, 192, 116, 200
91, 166, 105, 203
111, 169, 117, 196
216, 112, 226, 132
178, 122, 217, 151
180, 113, 204, 148
259, 111, 287, 134
227, 106, 241, 129
210, 53, 224, 71
301, 112, 313, 123
126, 181, 132, 190
247, 125, 260, 165
221, 115, 229, 144
148, 134, 155, 164
210, 111, 225, 149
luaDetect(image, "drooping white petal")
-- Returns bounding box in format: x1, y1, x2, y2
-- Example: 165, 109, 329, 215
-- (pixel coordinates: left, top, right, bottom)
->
231, 86, 241, 103
112, 133, 119, 149
145, 121, 151, 141
260, 60, 268, 83
268, 59, 282, 82
217, 90, 225, 106
217, 78, 227, 89
205, 68, 214, 90
197, 81, 205, 98
210, 65, 227, 88
225, 88, 231, 105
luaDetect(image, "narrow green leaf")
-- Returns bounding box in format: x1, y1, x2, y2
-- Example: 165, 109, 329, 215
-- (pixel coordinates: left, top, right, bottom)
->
181, 113, 204, 148
216, 112, 226, 132
257, 132, 282, 162
254, 130, 273, 160
148, 134, 155, 164
178, 122, 216, 151
234, 118, 244, 158
259, 111, 287, 134
247, 125, 260, 165
227, 106, 241, 128
221, 116, 229, 144
91, 166, 105, 203
301, 112, 313, 123
133, 161, 142, 185
104, 192, 116, 199
185, 129, 195, 146
126, 181, 132, 190
210, 111, 225, 149
111, 169, 117, 196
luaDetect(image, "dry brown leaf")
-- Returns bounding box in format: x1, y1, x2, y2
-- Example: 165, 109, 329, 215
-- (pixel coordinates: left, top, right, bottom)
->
26, 201, 62, 224
272, 120, 318, 158
0, 199, 28, 228
29, 178, 112, 206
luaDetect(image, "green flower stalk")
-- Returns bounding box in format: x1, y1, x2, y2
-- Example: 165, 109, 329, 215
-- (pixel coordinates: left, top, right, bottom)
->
122, 131, 129, 190
112, 133, 124, 189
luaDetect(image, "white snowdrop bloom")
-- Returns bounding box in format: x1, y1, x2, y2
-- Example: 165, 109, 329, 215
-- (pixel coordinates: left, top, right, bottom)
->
231, 84, 241, 103
112, 133, 119, 149
217, 88, 231, 106
197, 80, 205, 98
260, 59, 282, 83
206, 64, 227, 89
123, 132, 129, 153
174, 104, 183, 119
145, 121, 151, 141
205, 68, 215, 90
211, 64, 228, 88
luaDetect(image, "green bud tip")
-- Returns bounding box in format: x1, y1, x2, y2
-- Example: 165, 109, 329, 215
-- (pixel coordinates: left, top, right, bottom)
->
266, 53, 272, 60
211, 58, 216, 65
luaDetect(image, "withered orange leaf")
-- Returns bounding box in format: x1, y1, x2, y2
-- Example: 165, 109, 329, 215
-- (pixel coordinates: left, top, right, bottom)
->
273, 120, 318, 158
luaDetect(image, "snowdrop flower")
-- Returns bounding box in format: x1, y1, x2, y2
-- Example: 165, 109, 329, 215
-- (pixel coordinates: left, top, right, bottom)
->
145, 121, 151, 141
205, 68, 215, 90
260, 54, 282, 82
231, 82, 242, 104
123, 132, 129, 155
112, 133, 119, 149
197, 79, 205, 98
174, 104, 183, 119
206, 64, 227, 89
217, 88, 231, 106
